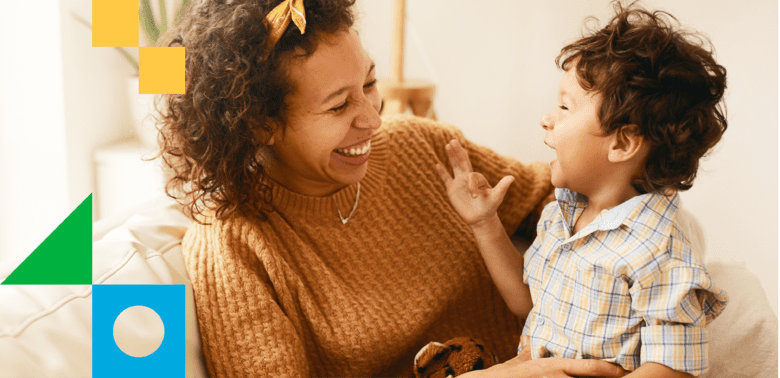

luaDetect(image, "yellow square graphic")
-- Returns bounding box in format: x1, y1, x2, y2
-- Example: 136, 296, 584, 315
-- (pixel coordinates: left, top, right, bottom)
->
92, 0, 138, 47
139, 47, 185, 94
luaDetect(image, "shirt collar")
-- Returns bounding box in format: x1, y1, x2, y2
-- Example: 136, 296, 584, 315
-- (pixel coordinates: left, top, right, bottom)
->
555, 188, 679, 234
554, 188, 588, 204
596, 192, 649, 231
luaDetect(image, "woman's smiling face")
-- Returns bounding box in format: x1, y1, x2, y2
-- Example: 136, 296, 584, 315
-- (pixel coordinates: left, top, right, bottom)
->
266, 29, 382, 197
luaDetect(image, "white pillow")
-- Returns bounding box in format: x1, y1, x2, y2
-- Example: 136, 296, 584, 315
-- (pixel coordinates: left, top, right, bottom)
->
678, 206, 778, 377
700, 261, 779, 378
0, 197, 209, 378
0, 198, 775, 377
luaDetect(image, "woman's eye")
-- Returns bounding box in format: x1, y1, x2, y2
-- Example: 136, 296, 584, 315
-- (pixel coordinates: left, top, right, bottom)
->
559, 105, 569, 111
330, 81, 376, 112
330, 101, 349, 112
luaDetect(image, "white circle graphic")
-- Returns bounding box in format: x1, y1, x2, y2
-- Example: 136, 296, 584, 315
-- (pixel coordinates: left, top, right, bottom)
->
113, 305, 165, 357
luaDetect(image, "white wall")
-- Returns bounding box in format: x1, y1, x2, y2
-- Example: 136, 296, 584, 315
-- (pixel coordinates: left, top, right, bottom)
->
356, 0, 778, 314
0, 0, 138, 264
61, 0, 138, 215
0, 2, 69, 262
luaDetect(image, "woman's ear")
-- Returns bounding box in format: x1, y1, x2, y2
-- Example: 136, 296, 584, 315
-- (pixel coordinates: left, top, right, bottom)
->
251, 118, 279, 146
608, 125, 647, 163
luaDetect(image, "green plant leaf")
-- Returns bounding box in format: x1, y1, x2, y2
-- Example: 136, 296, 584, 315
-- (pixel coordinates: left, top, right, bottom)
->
159, 0, 168, 34
115, 47, 140, 71
70, 12, 139, 72
140, 0, 160, 46
70, 11, 92, 30
175, 0, 190, 24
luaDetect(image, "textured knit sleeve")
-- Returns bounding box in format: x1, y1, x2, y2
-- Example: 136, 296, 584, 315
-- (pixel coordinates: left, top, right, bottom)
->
393, 115, 554, 238
183, 221, 311, 378
629, 248, 728, 375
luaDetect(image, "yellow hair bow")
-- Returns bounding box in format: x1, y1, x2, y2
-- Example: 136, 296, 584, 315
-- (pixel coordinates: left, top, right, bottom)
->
265, 0, 307, 46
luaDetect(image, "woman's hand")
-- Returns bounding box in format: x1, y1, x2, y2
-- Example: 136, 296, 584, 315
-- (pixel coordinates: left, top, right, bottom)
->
458, 335, 626, 378
436, 139, 515, 228
469, 355, 627, 378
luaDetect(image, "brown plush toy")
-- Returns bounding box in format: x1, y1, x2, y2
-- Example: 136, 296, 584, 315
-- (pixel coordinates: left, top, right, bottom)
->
414, 337, 499, 378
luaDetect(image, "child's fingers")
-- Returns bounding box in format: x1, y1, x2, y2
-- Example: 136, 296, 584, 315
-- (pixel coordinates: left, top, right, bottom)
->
446, 139, 473, 177
435, 164, 453, 187
452, 140, 474, 172
491, 175, 515, 204
467, 172, 491, 198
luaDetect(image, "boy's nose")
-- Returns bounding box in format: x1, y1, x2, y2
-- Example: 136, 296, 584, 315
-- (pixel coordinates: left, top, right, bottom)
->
540, 112, 554, 130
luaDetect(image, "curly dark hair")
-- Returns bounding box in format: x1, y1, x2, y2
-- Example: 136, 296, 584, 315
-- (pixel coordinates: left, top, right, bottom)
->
156, 0, 356, 222
556, 1, 727, 194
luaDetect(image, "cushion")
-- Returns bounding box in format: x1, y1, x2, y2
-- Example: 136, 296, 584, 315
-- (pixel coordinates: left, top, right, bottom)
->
701, 262, 778, 378
0, 197, 209, 378
0, 198, 775, 377
675, 206, 777, 376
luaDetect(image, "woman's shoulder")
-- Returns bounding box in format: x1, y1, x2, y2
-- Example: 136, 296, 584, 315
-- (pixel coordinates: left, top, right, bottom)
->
381, 114, 464, 143
377, 115, 469, 169
184, 213, 273, 255
182, 214, 283, 286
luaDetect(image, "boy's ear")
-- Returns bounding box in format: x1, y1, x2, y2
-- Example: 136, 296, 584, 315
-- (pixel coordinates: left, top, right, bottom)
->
608, 125, 647, 163
264, 122, 281, 146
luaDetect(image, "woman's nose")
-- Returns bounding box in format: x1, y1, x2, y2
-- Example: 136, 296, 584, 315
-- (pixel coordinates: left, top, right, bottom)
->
354, 96, 382, 130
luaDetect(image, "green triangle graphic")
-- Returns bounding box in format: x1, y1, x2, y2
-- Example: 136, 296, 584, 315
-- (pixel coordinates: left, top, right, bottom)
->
2, 194, 92, 285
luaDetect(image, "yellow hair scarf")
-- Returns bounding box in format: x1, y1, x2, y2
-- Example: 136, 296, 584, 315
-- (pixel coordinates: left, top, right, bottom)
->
265, 0, 307, 46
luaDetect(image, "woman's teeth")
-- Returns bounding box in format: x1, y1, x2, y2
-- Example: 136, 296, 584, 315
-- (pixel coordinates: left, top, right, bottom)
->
334, 140, 371, 157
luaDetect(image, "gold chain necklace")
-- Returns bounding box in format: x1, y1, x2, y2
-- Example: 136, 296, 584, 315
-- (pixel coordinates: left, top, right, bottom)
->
333, 182, 360, 224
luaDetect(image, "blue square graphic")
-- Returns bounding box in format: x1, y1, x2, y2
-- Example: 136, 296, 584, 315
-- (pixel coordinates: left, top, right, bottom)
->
93, 284, 185, 378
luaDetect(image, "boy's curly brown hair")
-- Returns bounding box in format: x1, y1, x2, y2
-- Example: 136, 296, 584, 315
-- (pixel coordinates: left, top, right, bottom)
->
557, 1, 727, 194
155, 0, 356, 222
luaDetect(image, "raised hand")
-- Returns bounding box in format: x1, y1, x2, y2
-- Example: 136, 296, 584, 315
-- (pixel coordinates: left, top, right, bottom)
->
435, 139, 515, 228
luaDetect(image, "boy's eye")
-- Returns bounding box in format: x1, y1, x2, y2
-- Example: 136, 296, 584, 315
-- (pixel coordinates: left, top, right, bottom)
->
559, 105, 569, 111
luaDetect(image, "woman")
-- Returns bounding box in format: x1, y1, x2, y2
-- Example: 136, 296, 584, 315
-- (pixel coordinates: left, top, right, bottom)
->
159, 0, 626, 377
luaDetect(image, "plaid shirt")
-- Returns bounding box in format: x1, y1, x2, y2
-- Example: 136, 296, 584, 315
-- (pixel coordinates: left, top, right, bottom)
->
522, 188, 728, 375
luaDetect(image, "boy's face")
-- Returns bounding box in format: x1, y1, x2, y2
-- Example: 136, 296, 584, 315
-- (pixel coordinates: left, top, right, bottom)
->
540, 66, 613, 195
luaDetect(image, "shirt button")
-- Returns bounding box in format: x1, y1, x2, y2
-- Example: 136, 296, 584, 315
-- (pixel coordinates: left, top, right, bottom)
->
561, 243, 571, 251
539, 318, 545, 325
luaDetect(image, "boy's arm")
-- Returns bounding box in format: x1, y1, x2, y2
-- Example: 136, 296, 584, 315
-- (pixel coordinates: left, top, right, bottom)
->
624, 362, 694, 378
628, 226, 727, 376
435, 139, 533, 318
469, 214, 533, 318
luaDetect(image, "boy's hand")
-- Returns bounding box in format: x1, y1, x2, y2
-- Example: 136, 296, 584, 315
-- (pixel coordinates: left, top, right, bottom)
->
435, 139, 515, 229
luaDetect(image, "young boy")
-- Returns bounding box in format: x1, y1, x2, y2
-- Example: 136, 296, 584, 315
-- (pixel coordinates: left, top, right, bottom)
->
435, 3, 728, 377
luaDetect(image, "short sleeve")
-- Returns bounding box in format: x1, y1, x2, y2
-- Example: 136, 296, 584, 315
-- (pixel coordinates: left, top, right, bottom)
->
630, 263, 728, 375
398, 115, 554, 238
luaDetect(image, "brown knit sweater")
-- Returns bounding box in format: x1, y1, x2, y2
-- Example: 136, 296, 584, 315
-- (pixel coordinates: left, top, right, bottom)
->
183, 115, 553, 377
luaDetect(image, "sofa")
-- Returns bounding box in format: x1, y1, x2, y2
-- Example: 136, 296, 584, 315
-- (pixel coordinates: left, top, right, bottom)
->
0, 196, 776, 377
